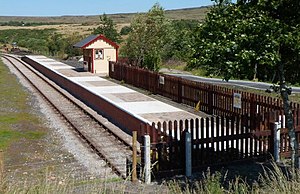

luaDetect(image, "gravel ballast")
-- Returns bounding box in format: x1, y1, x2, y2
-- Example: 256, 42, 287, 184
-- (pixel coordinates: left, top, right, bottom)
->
1, 56, 118, 186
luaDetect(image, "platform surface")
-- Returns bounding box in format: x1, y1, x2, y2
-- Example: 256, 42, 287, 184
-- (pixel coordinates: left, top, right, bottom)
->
26, 55, 200, 124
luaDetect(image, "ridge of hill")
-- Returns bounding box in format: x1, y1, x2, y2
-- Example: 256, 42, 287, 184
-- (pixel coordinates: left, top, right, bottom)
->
0, 6, 210, 24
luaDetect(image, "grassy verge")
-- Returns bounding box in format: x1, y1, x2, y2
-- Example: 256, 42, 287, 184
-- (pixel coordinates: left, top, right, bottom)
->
1, 174, 124, 194
161, 61, 209, 77
0, 59, 45, 150
1, 161, 300, 193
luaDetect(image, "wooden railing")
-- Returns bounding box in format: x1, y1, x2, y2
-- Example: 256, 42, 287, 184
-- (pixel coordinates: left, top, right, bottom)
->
138, 116, 259, 176
109, 62, 300, 177
137, 110, 300, 177
109, 62, 300, 120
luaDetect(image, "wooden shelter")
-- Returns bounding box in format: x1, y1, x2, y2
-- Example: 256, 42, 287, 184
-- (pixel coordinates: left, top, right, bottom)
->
74, 34, 119, 74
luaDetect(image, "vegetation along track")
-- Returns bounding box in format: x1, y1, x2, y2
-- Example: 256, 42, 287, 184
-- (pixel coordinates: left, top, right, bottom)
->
1, 54, 135, 179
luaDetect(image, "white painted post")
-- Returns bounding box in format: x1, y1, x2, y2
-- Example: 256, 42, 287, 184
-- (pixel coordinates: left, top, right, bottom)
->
279, 115, 285, 128
185, 132, 192, 177
144, 135, 151, 184
274, 122, 281, 163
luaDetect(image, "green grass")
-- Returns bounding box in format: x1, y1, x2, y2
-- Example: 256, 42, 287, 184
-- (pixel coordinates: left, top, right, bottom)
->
161, 60, 187, 71
0, 58, 46, 150
0, 130, 21, 149
190, 68, 208, 77
161, 60, 208, 77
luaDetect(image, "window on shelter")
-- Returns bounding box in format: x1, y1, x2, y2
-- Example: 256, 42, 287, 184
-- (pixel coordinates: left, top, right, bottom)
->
95, 49, 104, 60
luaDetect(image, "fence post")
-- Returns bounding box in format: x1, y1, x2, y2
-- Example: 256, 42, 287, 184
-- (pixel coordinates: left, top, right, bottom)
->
177, 78, 182, 103
0, 150, 3, 184
132, 131, 138, 182
250, 94, 256, 131
208, 86, 213, 115
273, 122, 281, 163
185, 132, 192, 177
144, 135, 151, 184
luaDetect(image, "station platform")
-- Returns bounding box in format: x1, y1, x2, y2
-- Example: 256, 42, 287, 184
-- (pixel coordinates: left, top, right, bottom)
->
25, 55, 200, 124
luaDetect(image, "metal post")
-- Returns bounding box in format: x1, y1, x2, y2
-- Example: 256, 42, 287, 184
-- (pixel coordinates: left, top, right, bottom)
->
185, 132, 192, 177
144, 135, 151, 184
132, 131, 138, 182
274, 122, 281, 163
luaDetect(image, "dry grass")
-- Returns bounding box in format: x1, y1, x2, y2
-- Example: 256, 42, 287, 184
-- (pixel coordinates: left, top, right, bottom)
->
0, 6, 210, 25
0, 23, 130, 36
0, 6, 209, 41
0, 24, 94, 36
2, 161, 300, 194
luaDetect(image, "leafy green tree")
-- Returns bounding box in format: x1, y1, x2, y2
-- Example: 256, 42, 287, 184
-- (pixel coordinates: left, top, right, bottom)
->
93, 13, 121, 43
120, 26, 132, 35
189, 0, 300, 167
64, 32, 83, 58
122, 3, 171, 71
47, 33, 65, 57
163, 19, 199, 62
189, 0, 300, 82
0, 29, 55, 54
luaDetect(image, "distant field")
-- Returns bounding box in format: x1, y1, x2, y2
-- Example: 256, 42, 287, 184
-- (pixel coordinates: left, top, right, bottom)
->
0, 23, 131, 36
0, 6, 210, 37
0, 6, 210, 24
0, 24, 97, 36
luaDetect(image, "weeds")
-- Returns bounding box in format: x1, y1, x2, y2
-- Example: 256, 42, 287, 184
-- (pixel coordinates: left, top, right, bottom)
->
163, 161, 300, 194
258, 162, 300, 193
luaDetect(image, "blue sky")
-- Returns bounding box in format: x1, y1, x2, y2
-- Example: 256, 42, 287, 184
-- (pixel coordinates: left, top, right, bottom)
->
0, 0, 214, 16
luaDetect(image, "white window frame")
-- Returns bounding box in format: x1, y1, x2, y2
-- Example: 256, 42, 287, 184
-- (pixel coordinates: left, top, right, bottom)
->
95, 49, 104, 60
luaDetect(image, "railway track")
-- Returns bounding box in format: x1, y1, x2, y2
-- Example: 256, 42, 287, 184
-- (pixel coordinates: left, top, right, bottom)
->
1, 54, 136, 179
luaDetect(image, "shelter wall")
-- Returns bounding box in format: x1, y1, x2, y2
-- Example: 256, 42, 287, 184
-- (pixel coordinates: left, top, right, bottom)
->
93, 48, 117, 74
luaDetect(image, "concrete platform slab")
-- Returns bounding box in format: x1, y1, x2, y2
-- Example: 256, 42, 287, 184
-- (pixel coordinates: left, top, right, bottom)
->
57, 69, 92, 77
70, 76, 105, 82
82, 81, 117, 87
89, 86, 134, 94
25, 55, 201, 126
111, 93, 155, 102
117, 101, 181, 114
140, 111, 197, 123
101, 93, 126, 103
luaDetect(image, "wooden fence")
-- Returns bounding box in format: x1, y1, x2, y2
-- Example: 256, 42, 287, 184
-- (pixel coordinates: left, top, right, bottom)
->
109, 62, 300, 121
138, 116, 255, 176
252, 110, 300, 158
138, 110, 300, 177
109, 62, 300, 177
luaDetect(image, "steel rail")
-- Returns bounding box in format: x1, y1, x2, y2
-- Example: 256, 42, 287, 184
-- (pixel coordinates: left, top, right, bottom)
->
1, 54, 134, 179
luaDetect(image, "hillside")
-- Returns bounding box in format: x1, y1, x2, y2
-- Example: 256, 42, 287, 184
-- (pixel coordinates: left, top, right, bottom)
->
0, 6, 210, 24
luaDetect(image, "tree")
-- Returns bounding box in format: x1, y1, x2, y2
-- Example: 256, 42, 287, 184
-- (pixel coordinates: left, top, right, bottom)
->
47, 33, 66, 57
64, 32, 83, 58
120, 26, 132, 35
93, 13, 121, 43
189, 0, 300, 167
163, 19, 199, 62
121, 3, 171, 71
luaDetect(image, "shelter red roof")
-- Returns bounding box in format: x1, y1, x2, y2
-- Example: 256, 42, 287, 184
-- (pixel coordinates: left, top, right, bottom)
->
73, 34, 119, 49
